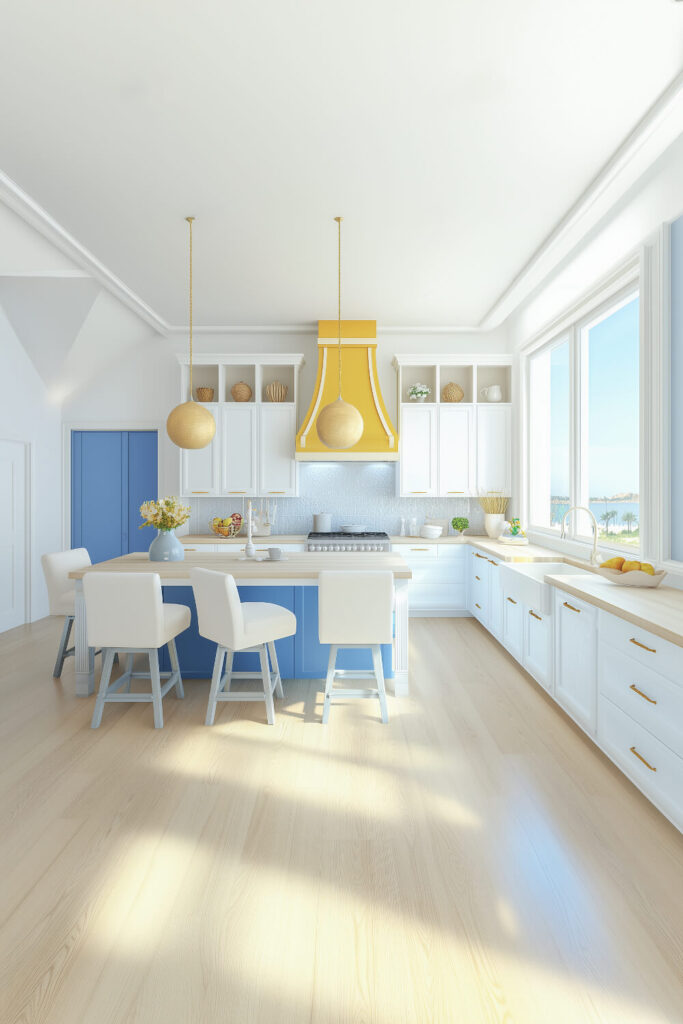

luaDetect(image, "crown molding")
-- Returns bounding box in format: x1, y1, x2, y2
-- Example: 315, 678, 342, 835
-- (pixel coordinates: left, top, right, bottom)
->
165, 322, 487, 335
0, 169, 169, 334
479, 70, 683, 330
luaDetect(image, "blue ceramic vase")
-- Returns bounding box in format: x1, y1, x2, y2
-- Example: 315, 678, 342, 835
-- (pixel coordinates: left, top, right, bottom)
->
148, 529, 185, 562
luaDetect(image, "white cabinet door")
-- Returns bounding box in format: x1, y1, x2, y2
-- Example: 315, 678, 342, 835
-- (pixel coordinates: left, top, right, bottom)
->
525, 607, 552, 692
476, 405, 511, 495
180, 406, 220, 497
468, 548, 489, 622
555, 592, 597, 733
438, 405, 473, 496
400, 404, 437, 496
502, 591, 524, 662
221, 405, 257, 497
259, 405, 298, 497
486, 557, 504, 639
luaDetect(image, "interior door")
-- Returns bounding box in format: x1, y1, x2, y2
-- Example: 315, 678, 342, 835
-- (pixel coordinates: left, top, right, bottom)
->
0, 440, 26, 632
71, 430, 158, 563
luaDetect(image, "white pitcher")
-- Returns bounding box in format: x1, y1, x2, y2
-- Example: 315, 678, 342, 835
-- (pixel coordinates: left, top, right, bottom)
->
480, 384, 502, 402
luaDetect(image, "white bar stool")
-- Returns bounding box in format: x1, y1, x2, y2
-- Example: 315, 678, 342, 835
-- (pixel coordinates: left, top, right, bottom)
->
84, 572, 190, 729
318, 571, 393, 724
41, 548, 92, 677
191, 567, 296, 726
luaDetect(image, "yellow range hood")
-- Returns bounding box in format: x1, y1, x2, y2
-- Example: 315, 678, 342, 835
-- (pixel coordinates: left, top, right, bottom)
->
296, 321, 399, 461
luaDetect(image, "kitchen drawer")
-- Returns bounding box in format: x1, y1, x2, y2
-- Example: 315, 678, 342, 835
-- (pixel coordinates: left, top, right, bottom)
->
409, 562, 465, 586
437, 544, 467, 559
393, 544, 438, 560
470, 549, 491, 569
555, 591, 598, 623
598, 643, 683, 758
599, 610, 683, 684
183, 543, 219, 552
598, 695, 683, 830
409, 583, 466, 612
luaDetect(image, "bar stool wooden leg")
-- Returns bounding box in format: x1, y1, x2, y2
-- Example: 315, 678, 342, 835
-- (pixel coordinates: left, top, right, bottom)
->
206, 646, 225, 726
322, 644, 337, 725
53, 616, 74, 678
148, 648, 164, 729
168, 637, 184, 699
372, 644, 389, 724
268, 640, 284, 699
259, 644, 275, 726
223, 649, 234, 692
91, 647, 115, 728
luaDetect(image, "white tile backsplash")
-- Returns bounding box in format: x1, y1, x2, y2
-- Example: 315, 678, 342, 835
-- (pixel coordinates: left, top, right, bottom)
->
189, 463, 484, 536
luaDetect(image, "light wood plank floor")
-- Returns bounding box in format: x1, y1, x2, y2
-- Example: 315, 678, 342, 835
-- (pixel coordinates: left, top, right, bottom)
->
1, 615, 682, 1024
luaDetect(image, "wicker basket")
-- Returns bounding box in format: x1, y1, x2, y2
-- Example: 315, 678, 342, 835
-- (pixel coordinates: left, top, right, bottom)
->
231, 381, 253, 402
209, 515, 242, 538
441, 381, 465, 403
265, 381, 288, 402
195, 386, 214, 402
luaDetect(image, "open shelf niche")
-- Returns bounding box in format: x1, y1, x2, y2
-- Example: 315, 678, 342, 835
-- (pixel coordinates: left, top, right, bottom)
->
176, 354, 305, 406
475, 364, 512, 403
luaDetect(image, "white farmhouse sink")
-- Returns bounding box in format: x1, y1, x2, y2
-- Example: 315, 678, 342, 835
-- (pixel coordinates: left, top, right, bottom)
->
498, 561, 591, 615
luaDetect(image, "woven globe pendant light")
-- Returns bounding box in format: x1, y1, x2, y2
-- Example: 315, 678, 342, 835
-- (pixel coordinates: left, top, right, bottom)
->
167, 217, 216, 450
316, 217, 364, 450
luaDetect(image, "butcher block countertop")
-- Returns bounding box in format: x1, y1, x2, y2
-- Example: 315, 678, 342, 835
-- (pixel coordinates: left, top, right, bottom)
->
68, 550, 413, 581
546, 572, 683, 648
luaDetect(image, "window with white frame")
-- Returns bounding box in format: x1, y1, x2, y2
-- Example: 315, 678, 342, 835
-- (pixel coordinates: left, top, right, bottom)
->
528, 287, 640, 552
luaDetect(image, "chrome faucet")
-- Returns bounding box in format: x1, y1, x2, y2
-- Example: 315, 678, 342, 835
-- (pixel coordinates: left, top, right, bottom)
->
560, 506, 603, 565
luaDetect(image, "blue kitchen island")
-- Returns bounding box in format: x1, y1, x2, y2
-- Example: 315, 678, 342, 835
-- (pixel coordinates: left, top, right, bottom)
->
69, 550, 412, 697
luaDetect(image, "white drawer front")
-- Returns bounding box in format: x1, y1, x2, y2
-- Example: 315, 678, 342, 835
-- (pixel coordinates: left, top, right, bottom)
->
598, 643, 683, 758
393, 544, 438, 562
437, 544, 467, 559
555, 591, 598, 623
598, 696, 683, 830
599, 610, 682, 684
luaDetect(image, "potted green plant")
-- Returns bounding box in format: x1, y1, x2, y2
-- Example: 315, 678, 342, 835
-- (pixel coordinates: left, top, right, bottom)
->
408, 382, 431, 402
451, 516, 469, 541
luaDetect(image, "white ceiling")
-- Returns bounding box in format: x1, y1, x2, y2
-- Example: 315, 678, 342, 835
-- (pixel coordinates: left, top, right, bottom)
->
1, 0, 682, 328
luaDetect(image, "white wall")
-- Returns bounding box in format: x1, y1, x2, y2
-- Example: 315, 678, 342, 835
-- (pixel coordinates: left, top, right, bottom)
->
0, 306, 62, 620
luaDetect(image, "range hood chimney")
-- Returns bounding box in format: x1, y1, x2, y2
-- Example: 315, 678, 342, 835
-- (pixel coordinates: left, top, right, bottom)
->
295, 320, 398, 461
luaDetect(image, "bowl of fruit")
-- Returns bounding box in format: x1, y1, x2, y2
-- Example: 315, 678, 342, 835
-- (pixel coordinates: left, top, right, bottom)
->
210, 513, 243, 538
595, 557, 666, 588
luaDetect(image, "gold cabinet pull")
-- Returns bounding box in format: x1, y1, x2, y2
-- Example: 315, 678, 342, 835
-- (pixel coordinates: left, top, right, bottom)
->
228, 490, 247, 494
474, 553, 488, 560
529, 610, 542, 621
475, 603, 482, 610
488, 559, 498, 566
475, 575, 481, 581
410, 491, 427, 494
268, 491, 286, 494
183, 548, 197, 551
191, 490, 209, 494
447, 490, 464, 494
629, 746, 656, 772
411, 547, 429, 551
630, 637, 656, 654
506, 597, 517, 605
629, 684, 657, 705
563, 601, 580, 613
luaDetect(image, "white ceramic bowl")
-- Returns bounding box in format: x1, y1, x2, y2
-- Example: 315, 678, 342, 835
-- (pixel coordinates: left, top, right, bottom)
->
340, 524, 366, 534
419, 524, 443, 539
594, 567, 667, 588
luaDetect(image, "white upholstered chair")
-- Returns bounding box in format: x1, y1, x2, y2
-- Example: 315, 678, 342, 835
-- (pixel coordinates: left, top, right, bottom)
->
318, 571, 393, 724
84, 572, 190, 729
190, 567, 296, 726
41, 548, 92, 677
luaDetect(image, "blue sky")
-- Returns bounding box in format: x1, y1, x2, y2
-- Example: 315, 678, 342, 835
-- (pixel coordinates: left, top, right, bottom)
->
550, 296, 639, 497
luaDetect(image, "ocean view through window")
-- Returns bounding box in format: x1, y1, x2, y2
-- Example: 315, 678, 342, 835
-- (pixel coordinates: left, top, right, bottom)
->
528, 287, 640, 552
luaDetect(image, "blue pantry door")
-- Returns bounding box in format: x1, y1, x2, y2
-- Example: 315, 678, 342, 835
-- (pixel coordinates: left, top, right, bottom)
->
71, 430, 158, 563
